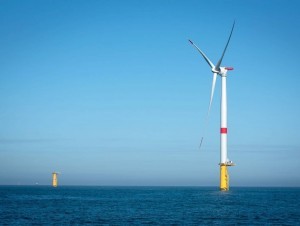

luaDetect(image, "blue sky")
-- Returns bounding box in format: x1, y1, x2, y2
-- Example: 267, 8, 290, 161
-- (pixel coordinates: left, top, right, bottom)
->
0, 0, 300, 186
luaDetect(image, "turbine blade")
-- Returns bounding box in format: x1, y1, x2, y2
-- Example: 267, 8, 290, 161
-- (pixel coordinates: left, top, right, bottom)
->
189, 39, 215, 69
208, 72, 217, 114
199, 72, 218, 149
199, 137, 204, 149
215, 21, 235, 71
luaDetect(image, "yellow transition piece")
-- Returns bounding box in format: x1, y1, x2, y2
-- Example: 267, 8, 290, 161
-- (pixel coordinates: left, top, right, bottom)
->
220, 164, 229, 191
52, 172, 58, 187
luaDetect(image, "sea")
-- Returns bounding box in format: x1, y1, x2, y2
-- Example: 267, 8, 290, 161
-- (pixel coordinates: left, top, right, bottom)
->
1, 186, 299, 225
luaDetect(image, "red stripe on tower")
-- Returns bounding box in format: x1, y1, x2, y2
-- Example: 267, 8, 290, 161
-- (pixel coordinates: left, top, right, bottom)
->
220, 128, 227, 134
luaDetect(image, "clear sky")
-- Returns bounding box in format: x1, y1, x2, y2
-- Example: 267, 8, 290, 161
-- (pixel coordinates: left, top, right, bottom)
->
0, 0, 300, 186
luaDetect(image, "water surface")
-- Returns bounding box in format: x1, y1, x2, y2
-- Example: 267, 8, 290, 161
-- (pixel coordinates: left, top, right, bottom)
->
1, 186, 299, 225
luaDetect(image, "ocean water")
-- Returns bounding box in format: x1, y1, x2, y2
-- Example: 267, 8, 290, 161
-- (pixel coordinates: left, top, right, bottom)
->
1, 186, 299, 225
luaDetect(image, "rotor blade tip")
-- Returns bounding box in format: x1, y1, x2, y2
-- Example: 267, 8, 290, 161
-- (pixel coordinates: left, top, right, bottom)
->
188, 39, 193, 44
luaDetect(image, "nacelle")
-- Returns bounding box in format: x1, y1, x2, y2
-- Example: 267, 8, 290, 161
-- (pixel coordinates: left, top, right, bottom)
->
212, 67, 234, 75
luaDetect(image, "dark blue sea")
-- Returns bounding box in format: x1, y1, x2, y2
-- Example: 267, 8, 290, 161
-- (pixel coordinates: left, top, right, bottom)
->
1, 186, 299, 225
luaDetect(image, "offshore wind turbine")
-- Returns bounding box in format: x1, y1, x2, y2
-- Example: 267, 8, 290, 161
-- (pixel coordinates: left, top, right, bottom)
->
189, 22, 235, 191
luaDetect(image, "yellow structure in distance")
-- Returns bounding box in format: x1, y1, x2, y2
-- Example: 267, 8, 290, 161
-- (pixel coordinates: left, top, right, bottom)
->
52, 172, 58, 187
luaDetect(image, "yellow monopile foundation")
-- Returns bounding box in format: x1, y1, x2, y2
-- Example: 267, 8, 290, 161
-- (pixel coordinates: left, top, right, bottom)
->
220, 164, 229, 191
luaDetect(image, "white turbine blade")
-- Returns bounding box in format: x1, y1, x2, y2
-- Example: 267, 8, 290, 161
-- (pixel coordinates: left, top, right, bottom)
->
189, 39, 215, 69
215, 21, 235, 71
200, 72, 217, 149
208, 73, 217, 114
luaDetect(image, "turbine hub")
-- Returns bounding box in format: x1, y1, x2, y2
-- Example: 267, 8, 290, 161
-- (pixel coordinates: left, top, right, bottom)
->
211, 68, 220, 74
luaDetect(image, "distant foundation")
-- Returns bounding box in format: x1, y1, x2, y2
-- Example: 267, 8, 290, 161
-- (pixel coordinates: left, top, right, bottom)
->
52, 172, 58, 187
